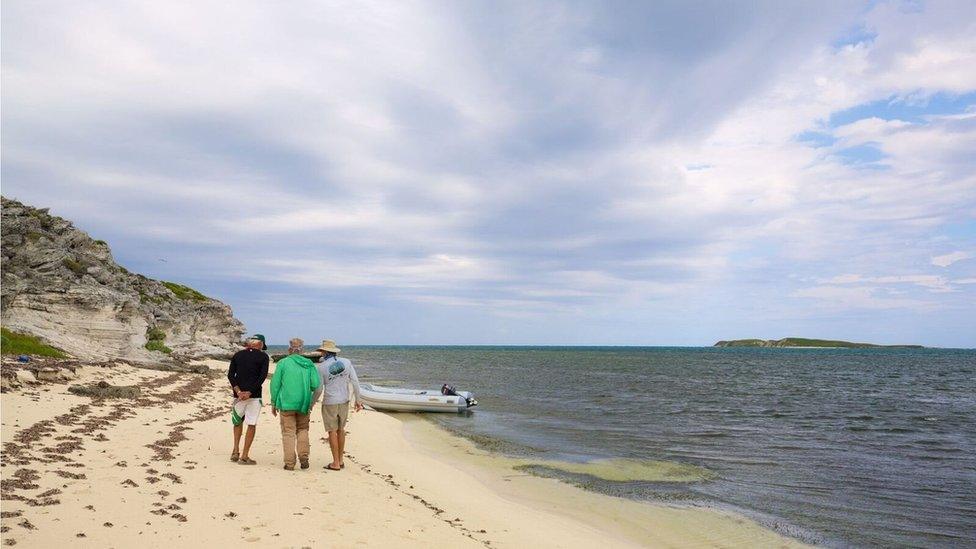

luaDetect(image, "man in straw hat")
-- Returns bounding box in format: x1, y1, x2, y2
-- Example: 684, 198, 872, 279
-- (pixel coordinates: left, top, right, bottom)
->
311, 339, 363, 471
227, 334, 269, 465
270, 338, 320, 470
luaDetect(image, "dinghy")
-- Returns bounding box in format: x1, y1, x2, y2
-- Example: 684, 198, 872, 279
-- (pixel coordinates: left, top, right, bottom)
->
359, 383, 478, 413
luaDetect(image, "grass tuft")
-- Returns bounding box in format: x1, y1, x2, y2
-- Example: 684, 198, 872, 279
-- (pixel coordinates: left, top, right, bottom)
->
145, 339, 172, 354
162, 281, 209, 302
62, 257, 86, 276
1, 327, 68, 358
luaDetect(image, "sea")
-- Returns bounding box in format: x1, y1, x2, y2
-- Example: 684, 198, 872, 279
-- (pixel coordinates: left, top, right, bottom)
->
272, 345, 976, 548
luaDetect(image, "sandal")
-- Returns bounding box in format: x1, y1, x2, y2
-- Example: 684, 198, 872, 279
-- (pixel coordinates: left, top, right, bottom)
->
230, 452, 239, 462
324, 464, 341, 471
239, 457, 256, 465
284, 464, 295, 471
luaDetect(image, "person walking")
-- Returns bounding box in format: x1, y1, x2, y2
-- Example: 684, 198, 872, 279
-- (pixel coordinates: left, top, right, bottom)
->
227, 334, 269, 465
311, 339, 363, 471
270, 338, 320, 470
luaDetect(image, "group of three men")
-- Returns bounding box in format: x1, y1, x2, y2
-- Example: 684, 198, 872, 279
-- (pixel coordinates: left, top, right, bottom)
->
227, 334, 363, 471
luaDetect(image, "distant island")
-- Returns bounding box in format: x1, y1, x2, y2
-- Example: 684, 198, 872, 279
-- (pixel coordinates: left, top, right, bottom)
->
714, 338, 924, 349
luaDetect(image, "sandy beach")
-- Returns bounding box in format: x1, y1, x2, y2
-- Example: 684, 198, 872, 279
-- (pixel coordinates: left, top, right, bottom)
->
1, 360, 807, 548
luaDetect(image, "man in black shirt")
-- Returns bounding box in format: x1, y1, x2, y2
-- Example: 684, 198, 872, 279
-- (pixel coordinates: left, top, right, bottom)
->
228, 334, 269, 464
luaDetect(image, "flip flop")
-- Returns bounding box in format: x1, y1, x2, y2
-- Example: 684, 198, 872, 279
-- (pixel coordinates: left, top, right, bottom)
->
230, 452, 239, 462
324, 464, 341, 471
239, 457, 256, 465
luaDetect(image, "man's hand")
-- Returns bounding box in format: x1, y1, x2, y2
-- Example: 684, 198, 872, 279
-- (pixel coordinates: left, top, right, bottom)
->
238, 391, 251, 400
271, 407, 278, 417
354, 402, 364, 412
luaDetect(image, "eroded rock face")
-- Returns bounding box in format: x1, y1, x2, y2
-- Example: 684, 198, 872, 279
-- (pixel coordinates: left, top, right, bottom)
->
1, 197, 245, 360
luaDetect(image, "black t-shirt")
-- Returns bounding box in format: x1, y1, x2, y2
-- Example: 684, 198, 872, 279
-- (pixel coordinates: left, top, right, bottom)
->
227, 348, 270, 399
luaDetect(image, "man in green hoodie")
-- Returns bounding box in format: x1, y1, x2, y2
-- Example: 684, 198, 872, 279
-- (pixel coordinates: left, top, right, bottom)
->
270, 338, 321, 470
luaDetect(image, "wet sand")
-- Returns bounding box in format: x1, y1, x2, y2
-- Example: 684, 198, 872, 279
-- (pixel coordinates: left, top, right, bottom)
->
1, 360, 807, 548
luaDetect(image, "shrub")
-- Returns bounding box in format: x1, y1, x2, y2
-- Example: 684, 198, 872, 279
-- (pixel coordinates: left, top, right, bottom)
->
146, 327, 166, 341
1, 327, 68, 358
62, 258, 86, 276
145, 339, 172, 354
94, 239, 107, 246
162, 281, 209, 302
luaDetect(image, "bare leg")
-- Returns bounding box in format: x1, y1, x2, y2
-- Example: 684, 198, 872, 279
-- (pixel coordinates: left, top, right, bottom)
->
233, 424, 243, 455
337, 429, 347, 466
240, 425, 256, 459
328, 429, 342, 468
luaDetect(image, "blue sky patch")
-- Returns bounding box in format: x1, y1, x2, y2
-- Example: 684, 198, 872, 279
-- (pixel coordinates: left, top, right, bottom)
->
828, 91, 976, 127
832, 142, 887, 167
796, 130, 837, 148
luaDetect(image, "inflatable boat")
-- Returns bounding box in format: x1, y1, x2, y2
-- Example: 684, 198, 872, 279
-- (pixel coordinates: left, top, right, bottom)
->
359, 383, 478, 413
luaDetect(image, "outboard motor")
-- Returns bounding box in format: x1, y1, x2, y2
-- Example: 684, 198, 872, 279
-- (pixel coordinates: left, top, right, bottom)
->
442, 383, 475, 408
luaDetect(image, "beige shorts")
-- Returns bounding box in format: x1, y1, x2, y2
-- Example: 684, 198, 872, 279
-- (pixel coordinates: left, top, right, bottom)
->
321, 402, 349, 432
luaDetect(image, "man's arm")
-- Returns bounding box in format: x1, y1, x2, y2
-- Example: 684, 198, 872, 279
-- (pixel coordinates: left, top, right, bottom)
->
269, 362, 282, 407
227, 354, 240, 397
309, 361, 321, 393
348, 361, 363, 408
259, 354, 270, 383
349, 360, 362, 404
310, 362, 324, 406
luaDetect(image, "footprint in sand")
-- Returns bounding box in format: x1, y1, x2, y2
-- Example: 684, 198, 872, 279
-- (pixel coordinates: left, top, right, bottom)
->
244, 536, 261, 542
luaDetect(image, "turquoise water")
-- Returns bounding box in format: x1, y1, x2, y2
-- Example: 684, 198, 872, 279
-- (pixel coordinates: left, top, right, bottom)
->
272, 345, 976, 547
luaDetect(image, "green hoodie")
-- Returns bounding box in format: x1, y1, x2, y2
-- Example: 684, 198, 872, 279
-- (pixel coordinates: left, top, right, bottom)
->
270, 354, 321, 414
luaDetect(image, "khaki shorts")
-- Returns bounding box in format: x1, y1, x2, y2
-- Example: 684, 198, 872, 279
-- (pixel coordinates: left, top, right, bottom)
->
321, 402, 349, 432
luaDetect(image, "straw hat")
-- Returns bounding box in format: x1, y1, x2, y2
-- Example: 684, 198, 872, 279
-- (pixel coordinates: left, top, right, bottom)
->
316, 339, 341, 353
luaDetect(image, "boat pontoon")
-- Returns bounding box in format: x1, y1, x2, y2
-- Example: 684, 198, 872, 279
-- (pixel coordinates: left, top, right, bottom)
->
359, 383, 477, 413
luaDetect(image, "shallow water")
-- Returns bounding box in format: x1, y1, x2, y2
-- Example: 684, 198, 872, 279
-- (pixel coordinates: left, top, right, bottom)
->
282, 345, 976, 548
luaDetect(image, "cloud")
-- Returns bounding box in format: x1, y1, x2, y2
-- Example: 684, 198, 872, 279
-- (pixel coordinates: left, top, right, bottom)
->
791, 285, 932, 310
818, 274, 954, 292
932, 251, 973, 267
2, 0, 975, 345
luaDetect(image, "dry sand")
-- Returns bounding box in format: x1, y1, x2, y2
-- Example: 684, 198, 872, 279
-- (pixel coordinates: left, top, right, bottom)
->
1, 360, 808, 548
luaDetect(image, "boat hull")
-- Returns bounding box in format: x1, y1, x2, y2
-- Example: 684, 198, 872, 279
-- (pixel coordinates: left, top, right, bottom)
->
359, 383, 476, 413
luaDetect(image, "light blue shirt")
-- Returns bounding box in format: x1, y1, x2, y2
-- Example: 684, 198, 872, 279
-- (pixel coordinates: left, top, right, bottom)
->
311, 356, 362, 406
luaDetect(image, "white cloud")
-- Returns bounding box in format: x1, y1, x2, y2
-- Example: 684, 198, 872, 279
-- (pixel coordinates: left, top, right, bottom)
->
818, 274, 954, 292
791, 285, 932, 310
2, 1, 975, 344
932, 251, 973, 267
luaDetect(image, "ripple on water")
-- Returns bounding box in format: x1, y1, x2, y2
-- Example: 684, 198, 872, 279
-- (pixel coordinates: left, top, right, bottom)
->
512, 457, 716, 483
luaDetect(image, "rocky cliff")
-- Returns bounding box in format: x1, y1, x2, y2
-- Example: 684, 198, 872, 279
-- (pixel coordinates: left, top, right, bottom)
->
1, 197, 245, 361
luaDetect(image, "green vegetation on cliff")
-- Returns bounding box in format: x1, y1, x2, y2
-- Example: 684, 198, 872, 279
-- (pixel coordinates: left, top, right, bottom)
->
714, 337, 923, 348
144, 327, 172, 354
1, 327, 69, 357
162, 281, 209, 302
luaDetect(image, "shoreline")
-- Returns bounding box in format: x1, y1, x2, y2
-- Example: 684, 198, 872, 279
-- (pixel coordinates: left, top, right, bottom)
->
396, 415, 813, 548
1, 358, 808, 547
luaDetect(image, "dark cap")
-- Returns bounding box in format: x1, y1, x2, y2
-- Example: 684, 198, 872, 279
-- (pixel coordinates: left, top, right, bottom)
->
248, 334, 267, 351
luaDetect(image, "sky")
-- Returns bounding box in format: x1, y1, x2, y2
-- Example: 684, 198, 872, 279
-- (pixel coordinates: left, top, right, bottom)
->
2, 1, 975, 347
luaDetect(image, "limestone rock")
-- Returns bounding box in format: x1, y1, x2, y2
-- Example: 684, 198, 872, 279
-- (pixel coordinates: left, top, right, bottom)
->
36, 367, 61, 382
14, 369, 36, 385
1, 197, 246, 361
